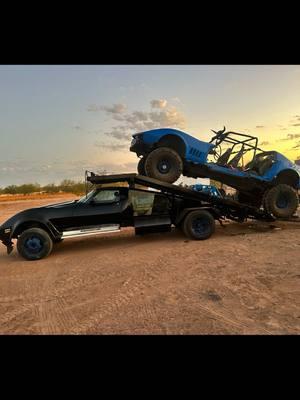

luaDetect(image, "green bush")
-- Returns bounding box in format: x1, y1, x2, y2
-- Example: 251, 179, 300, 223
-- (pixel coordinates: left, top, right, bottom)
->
0, 181, 86, 195
3, 185, 19, 195
42, 183, 60, 193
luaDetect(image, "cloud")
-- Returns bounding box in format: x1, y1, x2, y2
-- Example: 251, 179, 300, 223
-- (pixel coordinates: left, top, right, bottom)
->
288, 133, 300, 139
87, 104, 101, 112
94, 142, 128, 152
260, 141, 269, 146
103, 126, 132, 141
150, 99, 168, 109
72, 125, 82, 130
256, 125, 265, 129
87, 103, 126, 114
289, 115, 300, 125
171, 97, 182, 104
0, 158, 140, 186
99, 99, 186, 142
293, 142, 300, 149
278, 133, 300, 141
102, 103, 127, 114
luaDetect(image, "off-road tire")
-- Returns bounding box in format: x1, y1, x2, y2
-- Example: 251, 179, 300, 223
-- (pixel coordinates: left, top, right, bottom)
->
182, 210, 215, 240
144, 147, 183, 183
137, 157, 146, 176
263, 184, 299, 218
17, 228, 53, 261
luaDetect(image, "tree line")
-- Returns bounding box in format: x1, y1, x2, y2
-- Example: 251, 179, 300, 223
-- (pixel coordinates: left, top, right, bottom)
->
0, 180, 87, 195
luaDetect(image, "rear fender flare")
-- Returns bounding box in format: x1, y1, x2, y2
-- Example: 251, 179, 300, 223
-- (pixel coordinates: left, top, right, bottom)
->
175, 207, 219, 226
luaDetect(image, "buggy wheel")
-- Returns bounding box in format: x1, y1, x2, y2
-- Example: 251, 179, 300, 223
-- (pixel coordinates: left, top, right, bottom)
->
183, 210, 215, 240
17, 228, 53, 261
264, 184, 299, 218
144, 147, 183, 183
137, 157, 146, 175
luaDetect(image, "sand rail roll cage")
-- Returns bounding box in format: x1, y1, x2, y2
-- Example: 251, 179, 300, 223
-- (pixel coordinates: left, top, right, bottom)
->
85, 172, 274, 223
209, 127, 264, 168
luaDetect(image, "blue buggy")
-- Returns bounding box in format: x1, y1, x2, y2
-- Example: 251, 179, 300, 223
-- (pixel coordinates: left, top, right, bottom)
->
130, 127, 300, 218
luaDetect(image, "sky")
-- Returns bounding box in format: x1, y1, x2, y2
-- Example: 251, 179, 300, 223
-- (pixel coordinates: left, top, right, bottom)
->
0, 64, 300, 186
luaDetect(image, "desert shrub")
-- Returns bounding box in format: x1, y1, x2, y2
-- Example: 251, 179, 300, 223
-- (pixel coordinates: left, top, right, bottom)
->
59, 180, 85, 194
42, 183, 60, 193
1, 180, 86, 195
3, 185, 19, 194
17, 183, 41, 194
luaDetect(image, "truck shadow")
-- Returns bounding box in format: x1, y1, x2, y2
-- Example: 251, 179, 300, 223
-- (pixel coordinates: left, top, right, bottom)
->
1, 220, 298, 262
52, 228, 184, 256
51, 220, 294, 256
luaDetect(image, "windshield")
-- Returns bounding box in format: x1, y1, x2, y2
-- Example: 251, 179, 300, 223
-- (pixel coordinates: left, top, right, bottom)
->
78, 190, 96, 203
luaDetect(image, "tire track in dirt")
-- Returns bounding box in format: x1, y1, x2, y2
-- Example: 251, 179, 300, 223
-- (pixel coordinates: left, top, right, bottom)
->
144, 251, 274, 335
71, 253, 263, 334
1, 206, 299, 334
0, 249, 147, 332
0, 246, 275, 334
195, 301, 272, 334
0, 260, 127, 330
73, 258, 167, 334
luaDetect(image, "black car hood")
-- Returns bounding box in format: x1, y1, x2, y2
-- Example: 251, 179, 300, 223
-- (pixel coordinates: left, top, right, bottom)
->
0, 200, 78, 229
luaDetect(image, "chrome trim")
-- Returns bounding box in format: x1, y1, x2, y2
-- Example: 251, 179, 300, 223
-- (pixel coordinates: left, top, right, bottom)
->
62, 224, 120, 239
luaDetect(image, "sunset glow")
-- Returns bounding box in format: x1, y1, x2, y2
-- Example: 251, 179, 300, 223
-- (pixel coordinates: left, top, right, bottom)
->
0, 65, 300, 186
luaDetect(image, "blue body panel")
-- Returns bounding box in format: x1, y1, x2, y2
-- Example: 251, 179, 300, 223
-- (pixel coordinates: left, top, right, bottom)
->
140, 128, 300, 189
142, 128, 214, 163
191, 184, 221, 197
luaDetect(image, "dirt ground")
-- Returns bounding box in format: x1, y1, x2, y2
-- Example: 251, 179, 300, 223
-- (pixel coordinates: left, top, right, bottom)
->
0, 196, 299, 335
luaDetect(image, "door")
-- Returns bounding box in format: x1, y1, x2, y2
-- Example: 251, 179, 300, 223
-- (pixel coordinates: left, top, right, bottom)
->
129, 189, 172, 228
71, 188, 129, 229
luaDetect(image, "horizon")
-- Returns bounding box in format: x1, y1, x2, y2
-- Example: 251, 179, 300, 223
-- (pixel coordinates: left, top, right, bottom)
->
1, 64, 300, 187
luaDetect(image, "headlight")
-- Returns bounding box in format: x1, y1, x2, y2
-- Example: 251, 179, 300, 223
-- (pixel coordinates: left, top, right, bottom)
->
131, 137, 137, 146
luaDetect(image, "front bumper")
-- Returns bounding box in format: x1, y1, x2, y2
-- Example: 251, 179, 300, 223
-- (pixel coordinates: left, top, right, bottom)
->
130, 135, 153, 157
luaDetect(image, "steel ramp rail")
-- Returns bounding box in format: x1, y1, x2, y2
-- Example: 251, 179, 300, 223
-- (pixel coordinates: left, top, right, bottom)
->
86, 172, 274, 221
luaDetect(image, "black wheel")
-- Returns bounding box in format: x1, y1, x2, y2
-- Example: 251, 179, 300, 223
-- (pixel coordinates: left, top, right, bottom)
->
264, 184, 299, 218
182, 210, 215, 240
17, 228, 53, 261
144, 147, 183, 183
137, 157, 146, 175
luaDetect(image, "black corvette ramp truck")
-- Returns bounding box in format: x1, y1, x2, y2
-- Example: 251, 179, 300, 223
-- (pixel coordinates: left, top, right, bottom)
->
0, 173, 273, 261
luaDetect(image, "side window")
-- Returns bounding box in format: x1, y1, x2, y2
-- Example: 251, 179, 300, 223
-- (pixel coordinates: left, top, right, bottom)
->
92, 190, 120, 204
129, 190, 155, 216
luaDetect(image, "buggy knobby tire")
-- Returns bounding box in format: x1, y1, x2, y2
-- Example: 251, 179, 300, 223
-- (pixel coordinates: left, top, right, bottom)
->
264, 184, 299, 218
137, 157, 146, 176
144, 147, 183, 183
17, 227, 53, 261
